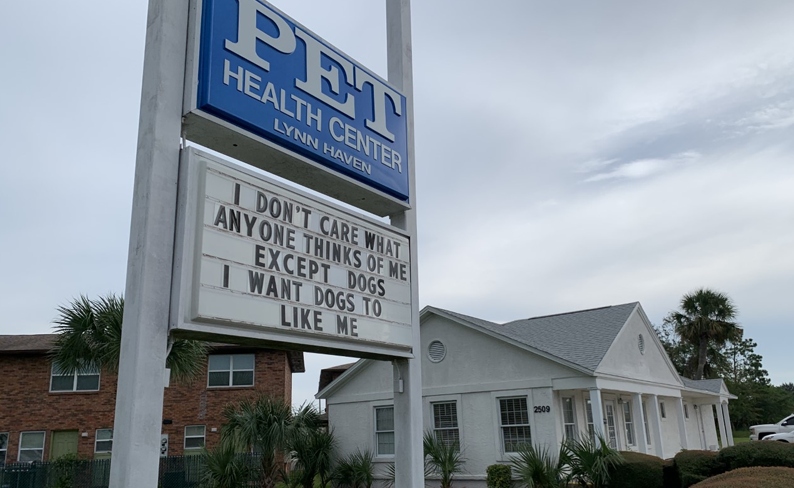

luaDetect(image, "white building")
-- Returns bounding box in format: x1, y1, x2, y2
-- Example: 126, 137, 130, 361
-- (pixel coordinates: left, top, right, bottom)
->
317, 303, 736, 486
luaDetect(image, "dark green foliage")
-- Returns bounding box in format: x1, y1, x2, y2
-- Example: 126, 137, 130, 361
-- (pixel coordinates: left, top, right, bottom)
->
566, 435, 624, 488
509, 443, 569, 488
423, 430, 466, 488
50, 294, 208, 383
715, 441, 794, 472
201, 442, 256, 488
290, 426, 337, 488
691, 466, 794, 488
608, 451, 665, 488
673, 450, 719, 488
486, 464, 513, 488
332, 449, 374, 488
662, 459, 679, 488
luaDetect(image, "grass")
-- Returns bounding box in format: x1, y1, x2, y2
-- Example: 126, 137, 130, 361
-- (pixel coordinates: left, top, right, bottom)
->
733, 430, 751, 444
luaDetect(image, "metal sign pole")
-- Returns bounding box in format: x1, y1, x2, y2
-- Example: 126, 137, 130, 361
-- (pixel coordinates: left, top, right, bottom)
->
386, 1, 424, 487
109, 0, 189, 486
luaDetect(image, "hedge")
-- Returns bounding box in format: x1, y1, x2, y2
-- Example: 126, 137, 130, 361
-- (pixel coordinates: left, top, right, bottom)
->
716, 441, 794, 472
674, 450, 720, 488
486, 464, 512, 488
608, 451, 665, 488
691, 466, 794, 488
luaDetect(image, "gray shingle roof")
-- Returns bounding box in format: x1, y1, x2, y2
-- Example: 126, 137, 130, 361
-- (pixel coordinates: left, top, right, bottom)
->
430, 303, 639, 372
681, 378, 723, 394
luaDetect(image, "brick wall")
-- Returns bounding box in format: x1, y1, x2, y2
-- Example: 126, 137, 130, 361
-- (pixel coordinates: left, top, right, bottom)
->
0, 349, 293, 463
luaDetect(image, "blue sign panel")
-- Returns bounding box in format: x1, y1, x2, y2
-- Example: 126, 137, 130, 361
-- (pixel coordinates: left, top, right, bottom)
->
197, 0, 409, 201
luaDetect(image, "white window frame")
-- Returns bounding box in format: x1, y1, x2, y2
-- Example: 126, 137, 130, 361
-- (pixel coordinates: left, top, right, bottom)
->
431, 401, 460, 448
622, 401, 635, 446
18, 431, 46, 463
95, 429, 113, 454
50, 363, 100, 392
561, 396, 578, 443
498, 396, 532, 454
660, 401, 667, 419
374, 406, 395, 457
207, 354, 255, 388
184, 425, 206, 450
684, 403, 690, 420
0, 432, 8, 466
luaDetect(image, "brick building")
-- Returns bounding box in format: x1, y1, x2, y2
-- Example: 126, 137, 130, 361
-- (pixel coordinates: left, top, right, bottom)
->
0, 334, 304, 465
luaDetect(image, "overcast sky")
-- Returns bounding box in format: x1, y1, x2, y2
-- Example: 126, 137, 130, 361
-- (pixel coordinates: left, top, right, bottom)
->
1, 1, 792, 409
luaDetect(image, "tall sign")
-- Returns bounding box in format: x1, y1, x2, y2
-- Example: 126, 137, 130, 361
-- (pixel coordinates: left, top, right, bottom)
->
172, 149, 412, 358
184, 0, 410, 214
113, 0, 423, 486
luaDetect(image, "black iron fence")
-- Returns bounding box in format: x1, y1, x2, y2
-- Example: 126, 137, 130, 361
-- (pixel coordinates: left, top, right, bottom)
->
0, 454, 260, 488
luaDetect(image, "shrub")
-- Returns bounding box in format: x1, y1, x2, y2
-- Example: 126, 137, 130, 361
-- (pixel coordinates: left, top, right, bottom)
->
423, 431, 466, 488
608, 451, 664, 488
674, 450, 719, 488
566, 435, 623, 488
486, 464, 513, 488
510, 443, 569, 488
333, 450, 374, 488
715, 441, 794, 472
691, 466, 794, 488
662, 459, 679, 488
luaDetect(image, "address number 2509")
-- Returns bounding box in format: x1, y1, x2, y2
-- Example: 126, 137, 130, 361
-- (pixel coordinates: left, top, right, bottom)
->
534, 406, 551, 413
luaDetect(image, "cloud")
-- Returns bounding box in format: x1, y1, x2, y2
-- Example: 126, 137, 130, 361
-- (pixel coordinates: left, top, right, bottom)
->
582, 152, 700, 182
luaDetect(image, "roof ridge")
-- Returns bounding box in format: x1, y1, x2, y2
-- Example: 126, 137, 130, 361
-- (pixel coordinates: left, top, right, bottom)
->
513, 302, 638, 323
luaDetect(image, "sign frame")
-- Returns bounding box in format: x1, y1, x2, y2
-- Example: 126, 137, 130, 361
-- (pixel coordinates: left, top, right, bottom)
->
182, 0, 411, 217
170, 147, 413, 360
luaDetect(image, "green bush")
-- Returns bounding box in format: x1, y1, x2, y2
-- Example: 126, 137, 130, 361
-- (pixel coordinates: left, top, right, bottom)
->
608, 451, 664, 488
662, 459, 679, 488
486, 464, 512, 488
691, 466, 794, 487
715, 441, 794, 472
674, 450, 720, 488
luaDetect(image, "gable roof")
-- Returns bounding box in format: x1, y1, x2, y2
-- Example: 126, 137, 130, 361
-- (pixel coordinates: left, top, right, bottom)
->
0, 334, 305, 373
430, 303, 639, 373
681, 377, 733, 397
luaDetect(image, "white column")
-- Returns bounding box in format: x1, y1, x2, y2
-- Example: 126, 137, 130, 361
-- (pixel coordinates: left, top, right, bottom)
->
109, 0, 188, 487
648, 395, 665, 458
715, 403, 729, 449
632, 393, 648, 453
589, 388, 605, 440
387, 1, 424, 487
722, 403, 735, 447
675, 398, 689, 450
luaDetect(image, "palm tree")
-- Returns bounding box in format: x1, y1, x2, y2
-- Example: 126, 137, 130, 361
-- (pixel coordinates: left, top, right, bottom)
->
664, 288, 741, 380
220, 395, 320, 488
423, 430, 466, 488
49, 294, 208, 383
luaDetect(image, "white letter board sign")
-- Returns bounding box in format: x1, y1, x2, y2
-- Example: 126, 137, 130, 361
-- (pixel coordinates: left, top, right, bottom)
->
171, 148, 413, 359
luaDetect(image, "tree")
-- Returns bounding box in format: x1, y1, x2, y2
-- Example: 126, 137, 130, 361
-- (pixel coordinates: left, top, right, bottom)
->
220, 395, 320, 488
663, 288, 741, 380
50, 294, 208, 383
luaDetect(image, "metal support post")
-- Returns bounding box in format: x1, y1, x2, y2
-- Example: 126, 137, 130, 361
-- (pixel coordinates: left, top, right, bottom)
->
387, 1, 424, 487
109, 0, 189, 486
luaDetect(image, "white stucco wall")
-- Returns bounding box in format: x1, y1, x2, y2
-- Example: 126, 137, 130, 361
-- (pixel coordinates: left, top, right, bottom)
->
597, 311, 681, 388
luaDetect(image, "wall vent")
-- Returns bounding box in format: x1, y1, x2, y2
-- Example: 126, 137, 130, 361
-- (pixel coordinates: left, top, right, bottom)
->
638, 334, 646, 355
428, 340, 446, 363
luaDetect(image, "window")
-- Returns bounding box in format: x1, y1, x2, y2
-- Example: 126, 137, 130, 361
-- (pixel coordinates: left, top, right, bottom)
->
18, 432, 45, 463
684, 404, 690, 419
499, 397, 531, 453
660, 401, 667, 419
432, 402, 460, 447
95, 429, 113, 454
184, 426, 206, 450
375, 406, 395, 456
208, 354, 254, 387
50, 363, 100, 392
0, 433, 8, 467
622, 402, 635, 446
562, 397, 577, 442
642, 402, 651, 445
585, 399, 596, 442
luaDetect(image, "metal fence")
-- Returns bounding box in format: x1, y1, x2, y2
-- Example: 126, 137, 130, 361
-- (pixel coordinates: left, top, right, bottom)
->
0, 454, 261, 488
